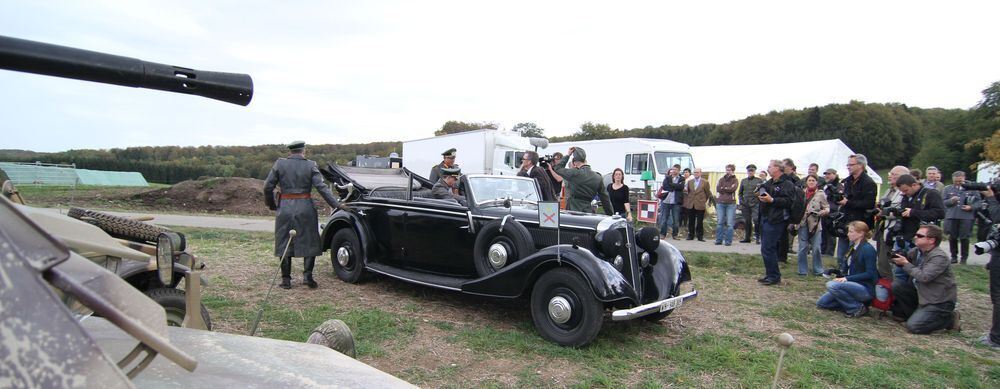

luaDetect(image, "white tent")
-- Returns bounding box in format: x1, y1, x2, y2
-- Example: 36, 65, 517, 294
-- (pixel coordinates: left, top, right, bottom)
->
690, 139, 883, 184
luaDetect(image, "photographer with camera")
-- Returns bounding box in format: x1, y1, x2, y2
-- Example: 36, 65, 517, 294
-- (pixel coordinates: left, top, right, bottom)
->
756, 159, 797, 285
518, 150, 556, 202
891, 174, 945, 286
835, 154, 878, 271
816, 221, 878, 318
551, 147, 613, 215
890, 225, 960, 334
874, 166, 912, 278
821, 168, 843, 256
969, 184, 1000, 347
943, 171, 981, 264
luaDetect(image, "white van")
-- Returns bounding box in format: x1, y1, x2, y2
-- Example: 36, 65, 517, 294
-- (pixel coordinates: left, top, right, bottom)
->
402, 129, 533, 178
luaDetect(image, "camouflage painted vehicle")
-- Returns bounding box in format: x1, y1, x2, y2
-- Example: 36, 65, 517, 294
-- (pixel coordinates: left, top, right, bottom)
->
0, 35, 411, 387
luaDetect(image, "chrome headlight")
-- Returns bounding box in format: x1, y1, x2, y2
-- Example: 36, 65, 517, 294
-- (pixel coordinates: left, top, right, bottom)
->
613, 255, 624, 269
640, 252, 651, 268
156, 232, 180, 285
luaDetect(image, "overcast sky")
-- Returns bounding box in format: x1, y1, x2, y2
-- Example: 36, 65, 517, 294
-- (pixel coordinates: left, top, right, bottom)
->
2, 1, 998, 152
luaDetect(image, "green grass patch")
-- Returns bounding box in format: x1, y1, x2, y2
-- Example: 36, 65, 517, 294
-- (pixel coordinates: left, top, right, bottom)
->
953, 264, 990, 294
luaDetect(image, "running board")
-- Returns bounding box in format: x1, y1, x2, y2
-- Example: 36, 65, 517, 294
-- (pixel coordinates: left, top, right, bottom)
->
365, 263, 469, 291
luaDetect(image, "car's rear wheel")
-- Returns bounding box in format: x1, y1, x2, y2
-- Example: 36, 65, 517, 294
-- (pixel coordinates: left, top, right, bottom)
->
473, 218, 535, 277
330, 228, 365, 283
530, 268, 603, 347
144, 287, 212, 330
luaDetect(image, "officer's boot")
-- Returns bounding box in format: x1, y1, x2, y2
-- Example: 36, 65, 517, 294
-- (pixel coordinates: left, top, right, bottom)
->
303, 256, 318, 289
279, 256, 292, 289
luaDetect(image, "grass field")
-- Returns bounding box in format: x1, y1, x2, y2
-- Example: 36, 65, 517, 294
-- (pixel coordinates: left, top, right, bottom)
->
174, 226, 999, 388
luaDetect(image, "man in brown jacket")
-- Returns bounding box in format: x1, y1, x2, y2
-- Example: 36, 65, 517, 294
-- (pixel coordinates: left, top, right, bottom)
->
715, 164, 739, 246
684, 168, 715, 241
890, 224, 960, 334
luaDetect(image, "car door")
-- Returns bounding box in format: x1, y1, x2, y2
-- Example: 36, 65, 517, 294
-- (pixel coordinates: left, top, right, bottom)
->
402, 199, 476, 276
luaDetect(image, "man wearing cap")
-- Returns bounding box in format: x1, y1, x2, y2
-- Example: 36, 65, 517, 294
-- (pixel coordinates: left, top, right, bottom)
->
431, 167, 467, 206
553, 147, 613, 215
738, 164, 763, 243
264, 141, 348, 289
429, 148, 458, 183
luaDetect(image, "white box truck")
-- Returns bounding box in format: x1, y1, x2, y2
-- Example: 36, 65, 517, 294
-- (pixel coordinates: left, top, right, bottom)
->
402, 129, 535, 179
541, 138, 696, 188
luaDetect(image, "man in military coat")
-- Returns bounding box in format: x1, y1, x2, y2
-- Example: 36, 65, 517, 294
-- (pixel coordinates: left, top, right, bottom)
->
431, 167, 467, 206
428, 148, 458, 183
553, 147, 613, 215
264, 141, 347, 289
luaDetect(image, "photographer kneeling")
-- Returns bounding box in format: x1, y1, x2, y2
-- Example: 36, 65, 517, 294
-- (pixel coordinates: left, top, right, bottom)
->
816, 221, 878, 317
890, 224, 959, 333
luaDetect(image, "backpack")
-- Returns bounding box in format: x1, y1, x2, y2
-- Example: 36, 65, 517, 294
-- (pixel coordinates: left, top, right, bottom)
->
871, 277, 894, 314
786, 184, 806, 225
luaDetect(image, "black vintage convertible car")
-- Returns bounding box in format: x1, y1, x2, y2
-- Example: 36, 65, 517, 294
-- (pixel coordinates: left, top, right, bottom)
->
319, 165, 697, 346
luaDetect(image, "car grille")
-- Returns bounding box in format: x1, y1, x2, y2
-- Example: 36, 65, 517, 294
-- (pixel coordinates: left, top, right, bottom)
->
533, 230, 596, 252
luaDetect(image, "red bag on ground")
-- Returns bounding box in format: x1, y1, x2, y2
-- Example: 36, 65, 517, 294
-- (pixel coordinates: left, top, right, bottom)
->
871, 277, 893, 313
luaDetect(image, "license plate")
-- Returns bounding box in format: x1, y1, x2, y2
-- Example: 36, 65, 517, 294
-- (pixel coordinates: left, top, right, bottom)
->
659, 297, 683, 312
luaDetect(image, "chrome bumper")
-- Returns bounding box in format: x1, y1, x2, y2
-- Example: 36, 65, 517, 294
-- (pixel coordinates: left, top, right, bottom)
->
611, 289, 699, 321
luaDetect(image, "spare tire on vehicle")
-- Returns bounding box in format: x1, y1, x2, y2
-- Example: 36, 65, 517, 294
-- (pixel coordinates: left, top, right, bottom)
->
473, 217, 535, 277
68, 207, 177, 246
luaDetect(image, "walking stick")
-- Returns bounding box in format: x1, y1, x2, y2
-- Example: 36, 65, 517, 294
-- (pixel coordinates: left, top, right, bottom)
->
249, 229, 296, 336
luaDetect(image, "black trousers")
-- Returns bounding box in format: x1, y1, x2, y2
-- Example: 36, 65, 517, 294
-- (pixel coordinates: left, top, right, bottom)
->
687, 209, 705, 239
989, 258, 1000, 344
281, 256, 316, 278
949, 239, 970, 261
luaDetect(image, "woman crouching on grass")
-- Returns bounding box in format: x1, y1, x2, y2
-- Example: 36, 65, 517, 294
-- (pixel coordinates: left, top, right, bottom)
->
816, 221, 878, 318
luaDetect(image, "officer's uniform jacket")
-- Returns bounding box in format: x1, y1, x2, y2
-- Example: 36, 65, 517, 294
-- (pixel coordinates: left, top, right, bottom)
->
264, 154, 341, 257
553, 164, 613, 215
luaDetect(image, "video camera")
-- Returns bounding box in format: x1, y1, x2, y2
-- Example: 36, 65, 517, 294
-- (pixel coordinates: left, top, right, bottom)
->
538, 155, 557, 168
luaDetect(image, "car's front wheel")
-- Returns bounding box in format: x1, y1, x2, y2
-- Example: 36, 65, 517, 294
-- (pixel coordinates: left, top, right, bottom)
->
530, 268, 603, 347
330, 228, 365, 283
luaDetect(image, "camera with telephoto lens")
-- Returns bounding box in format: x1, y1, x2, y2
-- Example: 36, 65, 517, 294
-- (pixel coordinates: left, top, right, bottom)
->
538, 155, 555, 168
962, 179, 1000, 194
974, 224, 1000, 255
974, 201, 993, 225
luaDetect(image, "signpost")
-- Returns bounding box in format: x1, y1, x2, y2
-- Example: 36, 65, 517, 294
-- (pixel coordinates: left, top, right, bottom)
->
538, 201, 561, 262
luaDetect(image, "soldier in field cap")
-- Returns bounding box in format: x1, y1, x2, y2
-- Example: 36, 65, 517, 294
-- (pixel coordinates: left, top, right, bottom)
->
431, 167, 467, 206
552, 147, 613, 215
429, 148, 459, 183
264, 140, 349, 289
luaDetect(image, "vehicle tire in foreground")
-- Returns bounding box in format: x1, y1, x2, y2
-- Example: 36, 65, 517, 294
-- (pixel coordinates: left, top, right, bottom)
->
473, 218, 535, 277
530, 268, 603, 347
330, 228, 365, 283
68, 207, 170, 244
307, 319, 357, 358
144, 287, 213, 330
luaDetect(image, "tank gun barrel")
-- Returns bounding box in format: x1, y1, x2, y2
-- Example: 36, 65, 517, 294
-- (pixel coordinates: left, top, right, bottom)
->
0, 35, 253, 106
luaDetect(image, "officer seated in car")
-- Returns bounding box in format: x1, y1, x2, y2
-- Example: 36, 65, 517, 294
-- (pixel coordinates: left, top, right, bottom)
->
431, 167, 467, 206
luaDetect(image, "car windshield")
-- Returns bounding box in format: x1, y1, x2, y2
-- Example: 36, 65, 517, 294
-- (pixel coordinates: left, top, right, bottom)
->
654, 152, 695, 174
468, 176, 539, 204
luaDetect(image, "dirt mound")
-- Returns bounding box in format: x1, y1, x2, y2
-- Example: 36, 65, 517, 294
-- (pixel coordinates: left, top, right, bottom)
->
127, 177, 270, 216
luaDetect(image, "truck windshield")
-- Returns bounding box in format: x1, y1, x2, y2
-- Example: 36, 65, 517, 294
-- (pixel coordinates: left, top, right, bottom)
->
468, 176, 539, 204
654, 152, 695, 174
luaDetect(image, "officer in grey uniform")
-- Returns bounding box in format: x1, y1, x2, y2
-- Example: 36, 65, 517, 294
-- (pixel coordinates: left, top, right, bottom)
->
552, 147, 613, 215
431, 167, 467, 206
428, 148, 459, 183
264, 141, 347, 289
